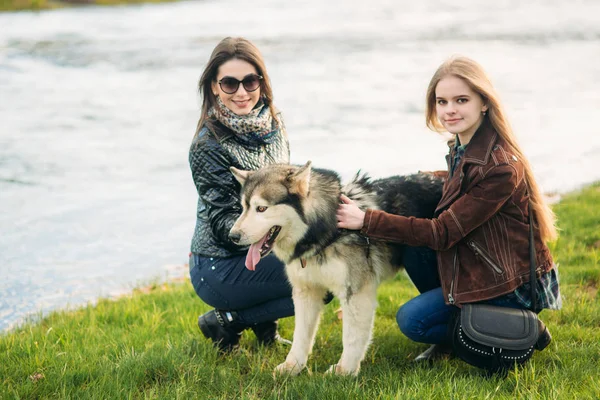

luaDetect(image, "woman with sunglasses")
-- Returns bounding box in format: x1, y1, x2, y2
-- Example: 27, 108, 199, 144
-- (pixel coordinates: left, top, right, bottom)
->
188, 37, 293, 352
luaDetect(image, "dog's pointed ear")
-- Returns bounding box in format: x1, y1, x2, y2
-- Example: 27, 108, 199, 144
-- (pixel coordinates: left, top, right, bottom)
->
288, 161, 312, 196
230, 167, 251, 186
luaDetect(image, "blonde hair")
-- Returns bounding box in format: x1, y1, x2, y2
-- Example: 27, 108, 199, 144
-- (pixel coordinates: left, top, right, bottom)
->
425, 56, 557, 242
194, 37, 278, 137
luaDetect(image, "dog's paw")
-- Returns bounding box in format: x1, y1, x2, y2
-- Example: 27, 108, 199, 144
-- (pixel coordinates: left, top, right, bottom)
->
324, 363, 359, 377
273, 361, 304, 378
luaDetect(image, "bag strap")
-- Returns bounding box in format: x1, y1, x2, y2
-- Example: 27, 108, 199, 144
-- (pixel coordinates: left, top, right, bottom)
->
528, 202, 537, 312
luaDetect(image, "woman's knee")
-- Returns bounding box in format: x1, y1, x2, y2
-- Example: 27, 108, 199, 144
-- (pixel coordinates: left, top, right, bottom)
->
396, 288, 449, 343
190, 265, 230, 309
396, 301, 424, 342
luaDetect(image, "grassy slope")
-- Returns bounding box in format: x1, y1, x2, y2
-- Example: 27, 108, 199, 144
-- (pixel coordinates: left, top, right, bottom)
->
0, 0, 177, 12
1, 183, 599, 399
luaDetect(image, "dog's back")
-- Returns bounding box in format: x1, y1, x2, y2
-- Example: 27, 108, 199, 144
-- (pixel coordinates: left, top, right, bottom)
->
373, 173, 444, 218
341, 172, 443, 269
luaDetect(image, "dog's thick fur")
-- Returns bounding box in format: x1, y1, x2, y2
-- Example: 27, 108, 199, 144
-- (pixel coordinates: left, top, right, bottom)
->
229, 162, 443, 376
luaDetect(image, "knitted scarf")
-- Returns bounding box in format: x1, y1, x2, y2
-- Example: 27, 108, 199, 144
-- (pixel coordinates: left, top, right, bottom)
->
209, 97, 279, 147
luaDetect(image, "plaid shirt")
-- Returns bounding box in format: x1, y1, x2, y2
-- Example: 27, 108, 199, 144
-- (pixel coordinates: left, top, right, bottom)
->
450, 138, 562, 312
513, 266, 562, 311
450, 138, 468, 177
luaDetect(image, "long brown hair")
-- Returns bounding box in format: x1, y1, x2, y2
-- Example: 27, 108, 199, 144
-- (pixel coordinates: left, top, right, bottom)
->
425, 56, 557, 242
194, 37, 278, 137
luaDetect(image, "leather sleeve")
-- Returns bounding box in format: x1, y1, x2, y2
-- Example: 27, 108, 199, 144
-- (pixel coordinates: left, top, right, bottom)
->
361, 164, 518, 251
189, 138, 246, 252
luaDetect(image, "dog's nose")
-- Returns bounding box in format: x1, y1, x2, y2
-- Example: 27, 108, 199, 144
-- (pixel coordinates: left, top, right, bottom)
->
229, 231, 241, 244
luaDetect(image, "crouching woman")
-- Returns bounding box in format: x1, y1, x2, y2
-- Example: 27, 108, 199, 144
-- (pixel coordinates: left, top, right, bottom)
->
336, 56, 561, 369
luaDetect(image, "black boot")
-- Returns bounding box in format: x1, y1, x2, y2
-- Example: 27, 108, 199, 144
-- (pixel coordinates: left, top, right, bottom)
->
251, 320, 292, 346
535, 320, 552, 351
197, 309, 245, 352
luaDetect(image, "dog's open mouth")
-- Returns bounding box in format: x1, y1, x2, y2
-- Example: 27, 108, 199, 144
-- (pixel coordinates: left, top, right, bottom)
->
245, 226, 281, 271
259, 225, 281, 256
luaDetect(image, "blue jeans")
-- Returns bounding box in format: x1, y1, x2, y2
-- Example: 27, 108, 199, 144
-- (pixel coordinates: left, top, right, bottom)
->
398, 246, 526, 345
190, 253, 294, 325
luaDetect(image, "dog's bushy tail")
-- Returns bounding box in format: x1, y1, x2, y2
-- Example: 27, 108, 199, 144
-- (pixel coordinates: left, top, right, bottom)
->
342, 171, 379, 210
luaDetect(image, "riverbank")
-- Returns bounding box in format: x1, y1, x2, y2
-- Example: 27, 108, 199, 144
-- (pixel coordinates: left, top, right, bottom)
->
1, 184, 599, 398
0, 0, 177, 12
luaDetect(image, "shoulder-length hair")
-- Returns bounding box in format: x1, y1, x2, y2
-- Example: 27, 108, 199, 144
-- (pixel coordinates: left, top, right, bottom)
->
194, 37, 278, 137
425, 56, 557, 242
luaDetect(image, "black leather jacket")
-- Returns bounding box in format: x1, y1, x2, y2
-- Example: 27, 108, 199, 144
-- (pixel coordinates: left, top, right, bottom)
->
189, 119, 290, 258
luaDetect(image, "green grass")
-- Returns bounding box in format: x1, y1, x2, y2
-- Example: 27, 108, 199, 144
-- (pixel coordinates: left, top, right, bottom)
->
2, 183, 600, 399
0, 0, 177, 12
0, 0, 47, 11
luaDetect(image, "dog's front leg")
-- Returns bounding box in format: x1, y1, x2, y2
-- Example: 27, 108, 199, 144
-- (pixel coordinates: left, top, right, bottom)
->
328, 281, 378, 376
274, 286, 326, 377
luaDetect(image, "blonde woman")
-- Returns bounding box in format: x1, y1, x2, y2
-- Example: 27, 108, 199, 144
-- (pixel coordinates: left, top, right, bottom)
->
337, 56, 561, 365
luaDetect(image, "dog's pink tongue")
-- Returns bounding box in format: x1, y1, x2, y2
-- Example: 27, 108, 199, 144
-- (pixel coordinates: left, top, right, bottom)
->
245, 243, 261, 271
245, 234, 269, 271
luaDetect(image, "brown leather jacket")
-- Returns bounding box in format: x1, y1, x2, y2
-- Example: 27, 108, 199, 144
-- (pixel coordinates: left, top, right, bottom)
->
361, 121, 553, 306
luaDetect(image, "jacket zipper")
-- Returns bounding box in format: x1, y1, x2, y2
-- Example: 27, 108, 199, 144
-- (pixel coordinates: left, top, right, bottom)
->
467, 240, 504, 274
446, 168, 470, 305
448, 249, 458, 304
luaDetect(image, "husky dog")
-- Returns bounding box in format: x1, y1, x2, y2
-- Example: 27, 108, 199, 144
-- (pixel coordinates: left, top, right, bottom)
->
229, 161, 443, 376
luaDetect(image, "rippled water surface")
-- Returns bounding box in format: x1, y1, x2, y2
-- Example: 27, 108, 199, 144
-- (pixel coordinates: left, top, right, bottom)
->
1, 0, 600, 331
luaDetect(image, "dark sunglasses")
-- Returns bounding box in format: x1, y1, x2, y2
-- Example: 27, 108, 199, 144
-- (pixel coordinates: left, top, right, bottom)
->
217, 74, 263, 94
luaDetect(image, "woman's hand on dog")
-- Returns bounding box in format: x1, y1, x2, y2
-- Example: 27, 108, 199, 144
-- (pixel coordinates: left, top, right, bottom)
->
337, 194, 365, 230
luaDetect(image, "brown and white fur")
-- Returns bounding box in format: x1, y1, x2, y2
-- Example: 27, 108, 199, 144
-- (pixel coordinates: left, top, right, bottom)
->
229, 161, 443, 376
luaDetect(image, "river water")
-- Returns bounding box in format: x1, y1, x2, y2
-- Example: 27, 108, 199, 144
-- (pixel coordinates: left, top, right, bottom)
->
1, 0, 599, 331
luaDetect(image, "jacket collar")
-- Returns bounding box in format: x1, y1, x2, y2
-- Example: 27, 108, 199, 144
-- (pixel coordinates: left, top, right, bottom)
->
457, 119, 498, 166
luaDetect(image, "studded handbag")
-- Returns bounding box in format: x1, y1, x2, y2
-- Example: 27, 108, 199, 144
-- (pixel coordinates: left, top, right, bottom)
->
448, 204, 551, 374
